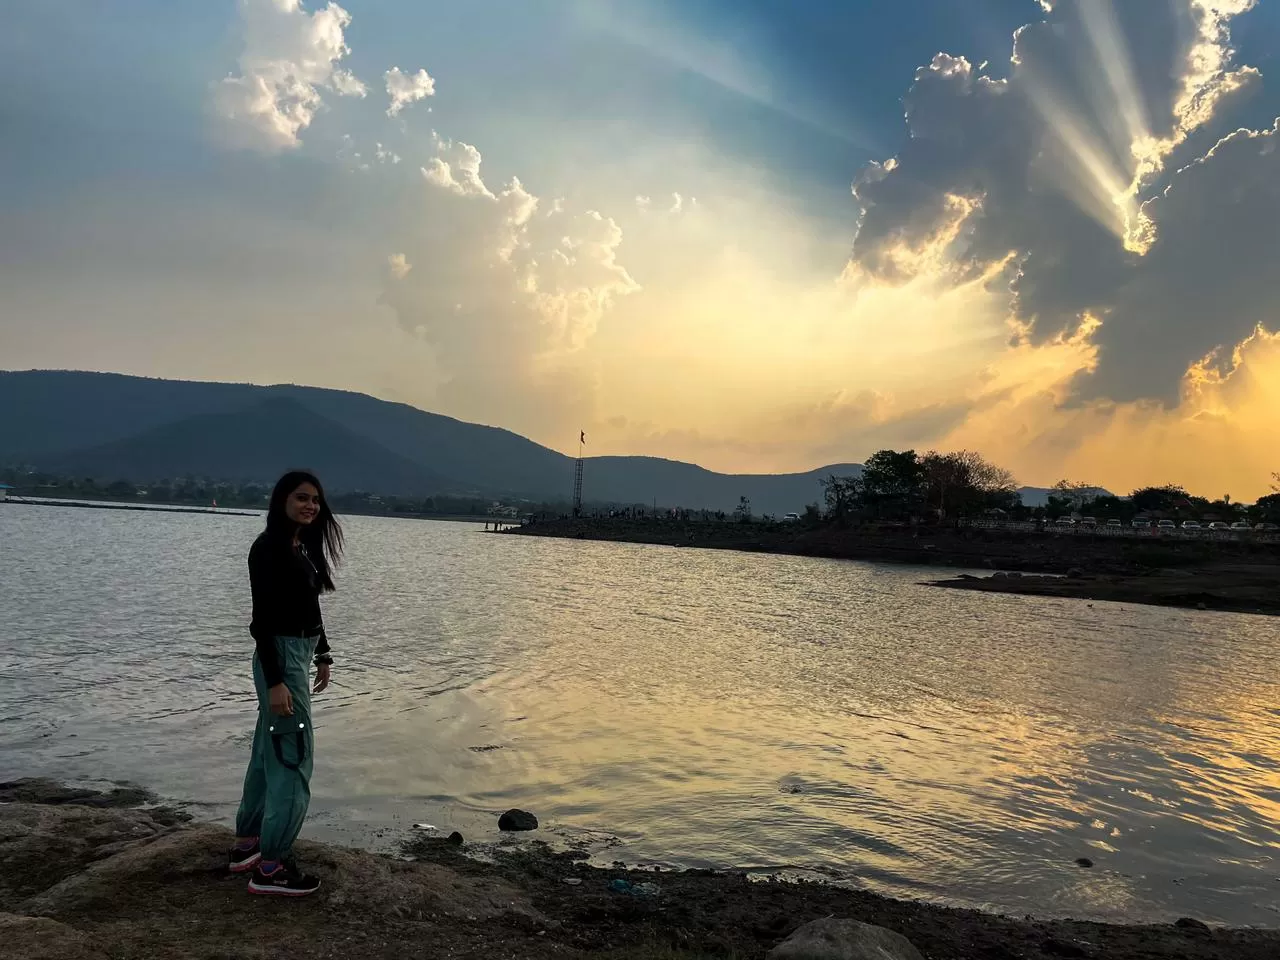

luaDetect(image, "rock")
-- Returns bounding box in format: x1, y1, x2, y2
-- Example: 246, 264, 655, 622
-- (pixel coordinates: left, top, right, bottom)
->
0, 913, 107, 960
1067, 568, 1084, 579
1042, 936, 1091, 957
1074, 857, 1094, 868
768, 918, 924, 960
1175, 917, 1211, 933
631, 881, 661, 897
447, 831, 465, 846
0, 800, 173, 908
562, 877, 582, 886
498, 809, 539, 832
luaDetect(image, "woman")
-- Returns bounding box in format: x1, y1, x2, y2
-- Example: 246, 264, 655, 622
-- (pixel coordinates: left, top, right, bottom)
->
228, 470, 343, 896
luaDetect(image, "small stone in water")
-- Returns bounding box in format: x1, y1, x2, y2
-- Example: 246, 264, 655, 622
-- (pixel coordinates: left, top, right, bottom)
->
412, 823, 437, 831
563, 877, 582, 886
1075, 857, 1094, 868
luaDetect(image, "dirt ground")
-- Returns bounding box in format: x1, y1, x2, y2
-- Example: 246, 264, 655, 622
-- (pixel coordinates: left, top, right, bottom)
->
4, 779, 1279, 960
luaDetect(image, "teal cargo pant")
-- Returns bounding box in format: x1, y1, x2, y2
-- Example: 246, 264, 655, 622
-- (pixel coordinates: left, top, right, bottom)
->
234, 635, 317, 861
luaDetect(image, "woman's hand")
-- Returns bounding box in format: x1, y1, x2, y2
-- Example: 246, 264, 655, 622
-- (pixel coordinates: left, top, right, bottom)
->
268, 683, 294, 716
313, 663, 331, 694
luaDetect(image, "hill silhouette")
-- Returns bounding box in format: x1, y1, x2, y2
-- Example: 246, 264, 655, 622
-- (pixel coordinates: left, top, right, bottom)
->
39, 396, 452, 497
0, 371, 859, 513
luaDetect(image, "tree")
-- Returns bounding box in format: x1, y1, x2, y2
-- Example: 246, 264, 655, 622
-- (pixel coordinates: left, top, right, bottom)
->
860, 449, 924, 519
821, 474, 860, 526
1130, 485, 1193, 515
734, 495, 752, 523
921, 450, 1018, 517
1256, 492, 1280, 521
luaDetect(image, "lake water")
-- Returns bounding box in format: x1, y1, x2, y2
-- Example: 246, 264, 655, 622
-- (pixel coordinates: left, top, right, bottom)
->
3, 504, 1280, 926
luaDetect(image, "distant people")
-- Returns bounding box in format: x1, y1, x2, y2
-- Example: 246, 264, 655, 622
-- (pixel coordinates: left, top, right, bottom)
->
228, 470, 343, 897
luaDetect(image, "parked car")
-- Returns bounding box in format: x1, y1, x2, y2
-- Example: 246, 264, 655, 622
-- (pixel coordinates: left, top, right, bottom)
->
1106, 519, 1122, 527
1181, 520, 1202, 530
1079, 516, 1098, 527
1055, 516, 1076, 526
1257, 522, 1279, 531
1157, 520, 1176, 531
1230, 521, 1252, 531
1207, 521, 1230, 531
1131, 518, 1152, 529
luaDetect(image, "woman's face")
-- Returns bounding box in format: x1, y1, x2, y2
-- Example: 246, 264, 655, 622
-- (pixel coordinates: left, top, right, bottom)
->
285, 482, 321, 526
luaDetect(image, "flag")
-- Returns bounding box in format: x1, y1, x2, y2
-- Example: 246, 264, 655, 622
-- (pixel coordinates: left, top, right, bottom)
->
580, 431, 586, 445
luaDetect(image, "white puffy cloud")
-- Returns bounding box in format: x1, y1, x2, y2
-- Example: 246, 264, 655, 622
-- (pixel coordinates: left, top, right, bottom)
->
214, 0, 366, 153
387, 253, 412, 280
848, 0, 1272, 404
420, 134, 493, 198
385, 67, 436, 117
382, 136, 639, 431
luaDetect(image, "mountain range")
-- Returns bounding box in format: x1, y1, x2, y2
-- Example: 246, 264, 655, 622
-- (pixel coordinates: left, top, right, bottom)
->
0, 371, 864, 515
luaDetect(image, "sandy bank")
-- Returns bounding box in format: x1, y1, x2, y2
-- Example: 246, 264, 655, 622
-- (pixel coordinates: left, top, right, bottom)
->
3, 778, 1278, 960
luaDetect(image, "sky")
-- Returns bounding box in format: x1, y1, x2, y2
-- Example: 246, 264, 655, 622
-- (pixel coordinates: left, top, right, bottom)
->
2, 0, 1280, 497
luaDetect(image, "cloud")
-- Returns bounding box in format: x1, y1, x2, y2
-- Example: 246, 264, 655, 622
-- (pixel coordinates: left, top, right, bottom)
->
421, 134, 493, 197
387, 253, 412, 280
385, 67, 436, 117
214, 0, 366, 153
937, 323, 1280, 500
847, 0, 1269, 404
381, 135, 639, 433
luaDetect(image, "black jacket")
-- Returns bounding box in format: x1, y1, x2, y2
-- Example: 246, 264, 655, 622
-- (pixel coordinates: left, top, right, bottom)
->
248, 532, 330, 686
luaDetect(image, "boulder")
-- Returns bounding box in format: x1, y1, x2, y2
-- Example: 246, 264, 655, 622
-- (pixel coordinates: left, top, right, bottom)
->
768, 918, 924, 960
498, 809, 539, 832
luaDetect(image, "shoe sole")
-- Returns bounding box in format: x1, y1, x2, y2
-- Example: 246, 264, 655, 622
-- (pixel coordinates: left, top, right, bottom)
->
247, 879, 322, 897
229, 853, 262, 874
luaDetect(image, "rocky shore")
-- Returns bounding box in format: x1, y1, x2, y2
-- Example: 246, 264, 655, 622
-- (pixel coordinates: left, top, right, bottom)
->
4, 778, 1280, 960
508, 519, 1280, 616
928, 565, 1280, 616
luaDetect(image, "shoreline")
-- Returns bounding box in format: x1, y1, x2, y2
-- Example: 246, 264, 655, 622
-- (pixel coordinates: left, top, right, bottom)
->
927, 568, 1280, 616
508, 519, 1280, 616
4, 778, 1279, 960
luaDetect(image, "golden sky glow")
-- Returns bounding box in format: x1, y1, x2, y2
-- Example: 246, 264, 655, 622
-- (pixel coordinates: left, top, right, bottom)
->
2, 0, 1278, 499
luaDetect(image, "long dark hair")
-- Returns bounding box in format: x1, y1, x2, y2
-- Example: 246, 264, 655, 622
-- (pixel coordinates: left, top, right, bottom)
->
265, 470, 344, 592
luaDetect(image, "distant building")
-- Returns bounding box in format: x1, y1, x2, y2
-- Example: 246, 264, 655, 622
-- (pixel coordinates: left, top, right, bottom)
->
0, 484, 11, 501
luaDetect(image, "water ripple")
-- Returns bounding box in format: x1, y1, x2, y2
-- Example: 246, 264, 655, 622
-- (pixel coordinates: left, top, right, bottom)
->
3, 507, 1280, 925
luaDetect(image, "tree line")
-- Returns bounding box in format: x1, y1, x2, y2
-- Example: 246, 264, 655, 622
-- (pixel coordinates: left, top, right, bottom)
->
821, 449, 1018, 524
817, 452, 1280, 525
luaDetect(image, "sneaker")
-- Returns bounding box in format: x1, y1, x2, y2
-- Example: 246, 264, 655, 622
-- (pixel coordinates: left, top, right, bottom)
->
228, 838, 261, 874
247, 858, 321, 897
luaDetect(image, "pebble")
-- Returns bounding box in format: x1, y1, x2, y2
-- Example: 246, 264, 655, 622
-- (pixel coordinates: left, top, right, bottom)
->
1074, 857, 1094, 868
